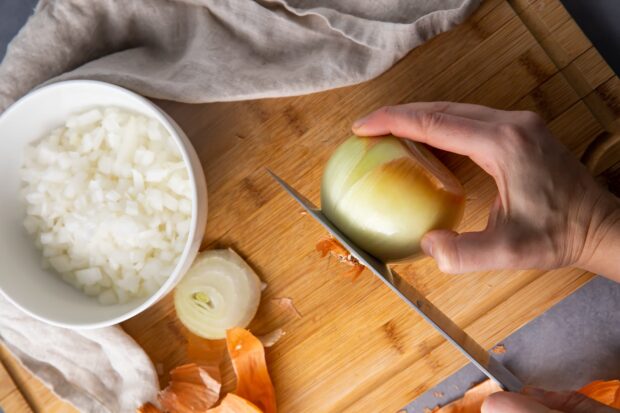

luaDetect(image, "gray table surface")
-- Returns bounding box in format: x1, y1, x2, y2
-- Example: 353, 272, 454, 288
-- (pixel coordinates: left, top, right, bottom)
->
406, 276, 620, 412
1, 2, 619, 412
0, 0, 37, 60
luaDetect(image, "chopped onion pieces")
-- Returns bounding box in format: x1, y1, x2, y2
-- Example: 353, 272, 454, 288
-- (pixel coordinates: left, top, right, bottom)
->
21, 107, 192, 304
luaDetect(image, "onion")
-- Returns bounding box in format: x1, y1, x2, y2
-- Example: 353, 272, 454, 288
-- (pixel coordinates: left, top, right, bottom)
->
20, 107, 192, 304
174, 249, 262, 339
321, 135, 465, 262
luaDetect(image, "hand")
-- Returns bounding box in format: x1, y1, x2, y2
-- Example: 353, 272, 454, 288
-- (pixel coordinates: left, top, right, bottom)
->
352, 102, 620, 280
481, 387, 620, 413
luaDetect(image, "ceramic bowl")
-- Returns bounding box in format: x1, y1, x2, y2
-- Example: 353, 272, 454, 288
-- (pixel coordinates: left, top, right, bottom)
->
0, 80, 207, 328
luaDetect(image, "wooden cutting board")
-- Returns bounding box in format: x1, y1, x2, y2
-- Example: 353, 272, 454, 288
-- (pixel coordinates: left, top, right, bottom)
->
2, 0, 619, 411
0, 359, 33, 413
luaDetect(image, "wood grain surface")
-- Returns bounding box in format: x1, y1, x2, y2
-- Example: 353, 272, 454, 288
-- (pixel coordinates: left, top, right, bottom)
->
0, 358, 33, 412
1, 0, 619, 412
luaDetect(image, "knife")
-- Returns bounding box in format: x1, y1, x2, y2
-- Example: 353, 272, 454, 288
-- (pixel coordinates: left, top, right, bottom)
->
268, 170, 523, 392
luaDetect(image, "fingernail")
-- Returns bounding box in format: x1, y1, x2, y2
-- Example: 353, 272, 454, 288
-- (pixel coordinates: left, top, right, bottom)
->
421, 236, 433, 257
522, 387, 546, 397
352, 117, 368, 131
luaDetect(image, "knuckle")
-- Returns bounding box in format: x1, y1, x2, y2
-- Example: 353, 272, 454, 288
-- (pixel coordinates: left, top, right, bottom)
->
497, 122, 530, 151
517, 110, 545, 128
380, 105, 408, 120
428, 101, 451, 112
376, 105, 393, 117
417, 110, 444, 132
562, 391, 590, 410
500, 234, 526, 266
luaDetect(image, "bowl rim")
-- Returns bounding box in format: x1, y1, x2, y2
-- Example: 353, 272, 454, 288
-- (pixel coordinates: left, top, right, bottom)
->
0, 79, 206, 329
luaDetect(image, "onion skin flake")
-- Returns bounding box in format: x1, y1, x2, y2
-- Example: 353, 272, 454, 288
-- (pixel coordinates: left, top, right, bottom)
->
227, 328, 277, 413
138, 328, 278, 413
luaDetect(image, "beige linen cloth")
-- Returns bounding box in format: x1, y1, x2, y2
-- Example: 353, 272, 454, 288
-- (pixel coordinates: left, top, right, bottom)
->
0, 0, 480, 411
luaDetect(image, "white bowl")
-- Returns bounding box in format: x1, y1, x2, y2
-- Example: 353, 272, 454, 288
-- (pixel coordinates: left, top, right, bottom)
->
0, 80, 207, 328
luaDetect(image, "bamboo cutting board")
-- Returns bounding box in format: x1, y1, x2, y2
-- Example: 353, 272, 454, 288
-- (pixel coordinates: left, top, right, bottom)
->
0, 359, 33, 413
2, 0, 619, 412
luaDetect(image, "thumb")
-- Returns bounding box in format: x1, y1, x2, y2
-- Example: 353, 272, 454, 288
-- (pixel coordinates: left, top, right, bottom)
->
421, 229, 517, 274
523, 388, 620, 413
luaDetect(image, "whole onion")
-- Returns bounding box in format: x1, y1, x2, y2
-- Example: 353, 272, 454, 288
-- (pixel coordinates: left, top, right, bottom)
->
321, 135, 465, 262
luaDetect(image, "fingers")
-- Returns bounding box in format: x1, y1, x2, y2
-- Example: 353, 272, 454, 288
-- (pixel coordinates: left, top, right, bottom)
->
482, 392, 556, 413
481, 389, 620, 413
352, 105, 498, 167
363, 102, 511, 123
421, 229, 518, 274
523, 387, 620, 413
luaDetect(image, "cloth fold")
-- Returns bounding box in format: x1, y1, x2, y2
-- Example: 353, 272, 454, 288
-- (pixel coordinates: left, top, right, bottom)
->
0, 0, 480, 411
0, 298, 159, 412
0, 0, 481, 111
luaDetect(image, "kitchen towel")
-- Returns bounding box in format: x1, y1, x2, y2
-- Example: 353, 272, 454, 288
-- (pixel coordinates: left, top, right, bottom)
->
0, 0, 481, 112
0, 298, 159, 412
0, 0, 481, 411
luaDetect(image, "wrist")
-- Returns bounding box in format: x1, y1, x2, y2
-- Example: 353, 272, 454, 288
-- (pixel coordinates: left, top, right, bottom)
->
576, 191, 620, 281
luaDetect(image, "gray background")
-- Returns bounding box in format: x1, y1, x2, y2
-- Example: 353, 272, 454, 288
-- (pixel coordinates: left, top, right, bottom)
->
1, 1, 619, 411
407, 277, 620, 412
0, 0, 37, 60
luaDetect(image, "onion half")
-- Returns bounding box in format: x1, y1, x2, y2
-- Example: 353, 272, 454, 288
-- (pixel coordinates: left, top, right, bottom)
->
174, 249, 262, 339
321, 135, 465, 262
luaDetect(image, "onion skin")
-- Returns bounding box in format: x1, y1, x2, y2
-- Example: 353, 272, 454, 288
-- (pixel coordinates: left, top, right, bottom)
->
321, 135, 465, 262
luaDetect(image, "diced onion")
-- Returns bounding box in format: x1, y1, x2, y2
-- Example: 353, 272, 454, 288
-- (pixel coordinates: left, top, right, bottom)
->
174, 249, 262, 339
321, 135, 465, 262
20, 107, 192, 304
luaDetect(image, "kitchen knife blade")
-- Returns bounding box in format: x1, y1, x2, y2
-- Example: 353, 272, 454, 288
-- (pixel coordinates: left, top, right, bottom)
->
269, 170, 523, 392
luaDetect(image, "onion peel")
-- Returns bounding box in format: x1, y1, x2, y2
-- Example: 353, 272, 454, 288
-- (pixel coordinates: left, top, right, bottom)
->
271, 297, 302, 319
227, 327, 277, 413
137, 402, 163, 413
579, 380, 620, 408
258, 328, 286, 348
158, 363, 222, 412
208, 393, 263, 412
316, 237, 366, 281
491, 344, 506, 354
138, 328, 279, 413
186, 331, 227, 365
